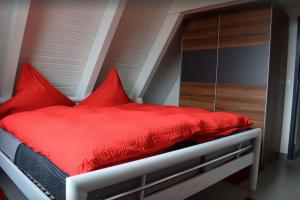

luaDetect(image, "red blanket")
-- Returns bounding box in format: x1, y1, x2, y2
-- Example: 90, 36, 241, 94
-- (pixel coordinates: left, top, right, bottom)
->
0, 103, 251, 175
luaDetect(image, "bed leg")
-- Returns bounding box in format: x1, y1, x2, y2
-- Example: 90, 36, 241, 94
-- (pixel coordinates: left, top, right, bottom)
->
249, 132, 261, 191
66, 178, 87, 200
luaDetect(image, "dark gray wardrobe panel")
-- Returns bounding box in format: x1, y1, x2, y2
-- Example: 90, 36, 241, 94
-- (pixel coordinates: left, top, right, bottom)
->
218, 45, 269, 86
181, 50, 217, 83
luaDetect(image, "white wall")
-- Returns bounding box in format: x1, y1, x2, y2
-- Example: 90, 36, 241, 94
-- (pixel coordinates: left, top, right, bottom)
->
164, 76, 181, 106
95, 0, 173, 94
143, 27, 182, 106
280, 16, 298, 154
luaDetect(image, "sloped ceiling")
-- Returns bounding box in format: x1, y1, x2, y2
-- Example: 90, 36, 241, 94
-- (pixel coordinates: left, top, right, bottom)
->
96, 0, 173, 94
0, 0, 13, 96
19, 0, 107, 97
0, 0, 236, 102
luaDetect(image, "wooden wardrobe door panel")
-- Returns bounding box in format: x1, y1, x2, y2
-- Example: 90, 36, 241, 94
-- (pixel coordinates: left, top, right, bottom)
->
219, 6, 271, 48
180, 82, 216, 111
180, 14, 219, 111
217, 45, 270, 85
215, 6, 272, 129
183, 14, 219, 51
216, 84, 266, 128
180, 50, 217, 111
216, 45, 270, 128
180, 4, 288, 165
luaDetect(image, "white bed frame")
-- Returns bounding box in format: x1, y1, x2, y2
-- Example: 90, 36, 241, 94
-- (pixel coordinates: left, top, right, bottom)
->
0, 128, 261, 200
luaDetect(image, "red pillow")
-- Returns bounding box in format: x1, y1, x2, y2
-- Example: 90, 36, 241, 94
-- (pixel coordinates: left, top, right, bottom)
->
79, 67, 131, 107
0, 64, 75, 119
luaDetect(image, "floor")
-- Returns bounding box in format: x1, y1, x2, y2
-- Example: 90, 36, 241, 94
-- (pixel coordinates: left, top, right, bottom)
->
0, 157, 300, 200
189, 157, 300, 200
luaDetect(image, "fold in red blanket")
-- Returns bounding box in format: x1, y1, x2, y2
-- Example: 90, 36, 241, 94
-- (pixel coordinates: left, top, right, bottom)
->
0, 103, 252, 175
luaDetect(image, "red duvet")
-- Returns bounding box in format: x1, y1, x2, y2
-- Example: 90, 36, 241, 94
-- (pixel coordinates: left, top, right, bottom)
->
0, 103, 251, 175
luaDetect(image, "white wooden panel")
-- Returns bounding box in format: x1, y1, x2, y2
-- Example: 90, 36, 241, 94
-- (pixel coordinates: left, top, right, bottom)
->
19, 0, 107, 97
0, 0, 14, 96
96, 0, 173, 94
1, 0, 30, 98
76, 0, 127, 98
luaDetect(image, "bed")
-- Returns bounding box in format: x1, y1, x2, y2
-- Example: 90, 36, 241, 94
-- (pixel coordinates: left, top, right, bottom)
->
0, 103, 261, 200
0, 129, 261, 200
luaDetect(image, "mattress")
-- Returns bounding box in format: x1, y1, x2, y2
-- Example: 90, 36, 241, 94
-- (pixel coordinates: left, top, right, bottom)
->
13, 140, 203, 200
0, 129, 252, 200
15, 144, 67, 200
0, 129, 66, 200
0, 129, 201, 200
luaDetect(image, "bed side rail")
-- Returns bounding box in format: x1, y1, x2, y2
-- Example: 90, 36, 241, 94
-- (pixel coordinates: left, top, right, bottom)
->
66, 128, 262, 200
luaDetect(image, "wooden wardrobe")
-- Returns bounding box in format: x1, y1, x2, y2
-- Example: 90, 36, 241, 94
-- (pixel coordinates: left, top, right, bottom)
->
180, 4, 289, 164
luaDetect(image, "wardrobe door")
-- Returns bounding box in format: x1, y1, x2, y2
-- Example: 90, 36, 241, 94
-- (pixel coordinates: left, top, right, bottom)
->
215, 6, 271, 128
180, 14, 219, 111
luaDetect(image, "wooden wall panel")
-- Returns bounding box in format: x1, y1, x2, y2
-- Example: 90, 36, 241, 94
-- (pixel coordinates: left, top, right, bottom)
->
219, 6, 271, 48
183, 14, 219, 51
215, 84, 266, 128
180, 82, 215, 111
